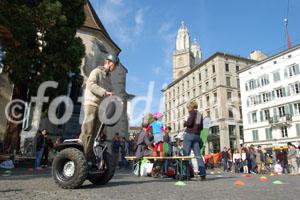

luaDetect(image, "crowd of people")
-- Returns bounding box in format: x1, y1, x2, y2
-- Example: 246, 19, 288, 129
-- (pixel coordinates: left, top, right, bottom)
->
218, 143, 300, 175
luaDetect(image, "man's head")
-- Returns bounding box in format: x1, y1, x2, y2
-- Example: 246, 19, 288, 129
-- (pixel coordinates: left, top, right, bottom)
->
257, 145, 261, 150
104, 53, 119, 72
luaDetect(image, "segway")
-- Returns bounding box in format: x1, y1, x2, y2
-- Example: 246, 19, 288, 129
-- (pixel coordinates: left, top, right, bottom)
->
52, 96, 122, 189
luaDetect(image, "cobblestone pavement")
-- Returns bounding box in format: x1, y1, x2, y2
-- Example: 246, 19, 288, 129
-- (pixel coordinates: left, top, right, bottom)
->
1, 167, 300, 200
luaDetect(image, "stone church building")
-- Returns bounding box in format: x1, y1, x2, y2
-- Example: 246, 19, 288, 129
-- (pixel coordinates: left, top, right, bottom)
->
0, 0, 131, 155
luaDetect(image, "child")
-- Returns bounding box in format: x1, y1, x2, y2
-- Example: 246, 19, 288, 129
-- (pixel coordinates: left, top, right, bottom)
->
274, 160, 283, 175
150, 112, 165, 157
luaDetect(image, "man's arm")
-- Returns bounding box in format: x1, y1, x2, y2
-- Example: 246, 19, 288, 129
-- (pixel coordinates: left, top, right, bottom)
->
86, 69, 107, 97
144, 134, 153, 151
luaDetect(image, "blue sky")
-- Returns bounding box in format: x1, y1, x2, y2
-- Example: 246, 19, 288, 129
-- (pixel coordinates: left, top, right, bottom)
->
90, 0, 300, 125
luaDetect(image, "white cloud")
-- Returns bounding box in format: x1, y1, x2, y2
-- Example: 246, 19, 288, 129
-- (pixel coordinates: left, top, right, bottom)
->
152, 67, 161, 75
134, 9, 144, 35
92, 0, 146, 46
108, 0, 123, 5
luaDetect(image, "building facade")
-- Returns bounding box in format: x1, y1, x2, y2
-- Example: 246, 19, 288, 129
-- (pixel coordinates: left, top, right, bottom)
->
239, 45, 300, 148
163, 23, 256, 152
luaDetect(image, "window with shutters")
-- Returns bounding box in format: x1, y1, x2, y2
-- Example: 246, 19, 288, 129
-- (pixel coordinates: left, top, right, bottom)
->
206, 95, 210, 106
205, 68, 208, 78
213, 78, 217, 87
281, 126, 288, 138
265, 128, 273, 140
227, 91, 232, 100
296, 124, 300, 136
276, 88, 284, 98
262, 92, 271, 102
212, 65, 215, 73
206, 81, 209, 91
249, 79, 256, 90
260, 75, 269, 86
225, 63, 229, 72
273, 71, 281, 82
287, 64, 300, 77
279, 106, 285, 117
252, 112, 257, 123
228, 108, 234, 118
214, 92, 217, 104
294, 102, 300, 115
252, 130, 259, 141
291, 82, 300, 94
226, 77, 231, 87
264, 109, 270, 120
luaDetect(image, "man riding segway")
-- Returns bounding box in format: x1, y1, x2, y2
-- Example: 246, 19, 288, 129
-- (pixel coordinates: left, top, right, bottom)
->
52, 54, 122, 189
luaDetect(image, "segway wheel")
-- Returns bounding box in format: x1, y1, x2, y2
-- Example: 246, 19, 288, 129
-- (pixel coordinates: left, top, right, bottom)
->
52, 148, 88, 189
88, 152, 115, 185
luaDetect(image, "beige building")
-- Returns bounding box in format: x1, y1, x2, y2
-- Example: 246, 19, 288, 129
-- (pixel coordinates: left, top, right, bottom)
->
162, 23, 256, 152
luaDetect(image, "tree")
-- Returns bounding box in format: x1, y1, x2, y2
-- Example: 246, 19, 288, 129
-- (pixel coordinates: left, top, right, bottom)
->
0, 0, 86, 153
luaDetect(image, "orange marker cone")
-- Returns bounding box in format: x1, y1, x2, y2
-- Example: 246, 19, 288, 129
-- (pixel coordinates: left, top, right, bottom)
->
260, 176, 268, 182
234, 180, 245, 186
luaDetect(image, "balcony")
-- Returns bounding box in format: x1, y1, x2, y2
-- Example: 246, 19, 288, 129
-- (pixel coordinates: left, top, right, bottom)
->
268, 114, 292, 126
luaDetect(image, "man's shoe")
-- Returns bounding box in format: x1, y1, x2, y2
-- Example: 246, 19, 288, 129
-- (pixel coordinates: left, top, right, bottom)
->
200, 176, 206, 181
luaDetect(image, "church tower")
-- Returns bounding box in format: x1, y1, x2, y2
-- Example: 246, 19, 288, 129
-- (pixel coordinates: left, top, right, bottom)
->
172, 21, 202, 80
191, 38, 202, 65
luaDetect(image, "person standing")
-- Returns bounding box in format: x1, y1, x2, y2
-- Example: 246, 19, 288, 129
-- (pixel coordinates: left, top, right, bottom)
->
255, 145, 265, 174
120, 136, 129, 169
78, 54, 119, 160
112, 133, 121, 167
277, 148, 289, 174
241, 149, 248, 174
163, 126, 172, 173
233, 149, 241, 173
41, 132, 53, 167
135, 123, 154, 159
35, 129, 47, 169
182, 101, 206, 180
248, 145, 256, 174
227, 148, 233, 172
287, 142, 299, 175
221, 147, 228, 172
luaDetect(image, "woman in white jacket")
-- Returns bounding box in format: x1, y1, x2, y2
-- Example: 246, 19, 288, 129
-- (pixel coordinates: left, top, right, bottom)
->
233, 149, 241, 173
241, 149, 248, 174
